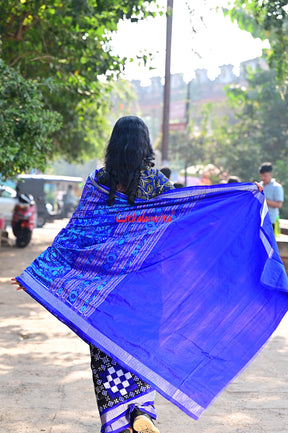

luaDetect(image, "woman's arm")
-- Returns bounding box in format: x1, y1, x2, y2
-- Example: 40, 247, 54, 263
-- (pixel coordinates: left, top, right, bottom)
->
254, 182, 263, 192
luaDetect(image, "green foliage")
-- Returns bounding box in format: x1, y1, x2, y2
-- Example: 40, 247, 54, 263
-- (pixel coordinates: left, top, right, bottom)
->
199, 68, 288, 218
273, 159, 288, 217
221, 1, 288, 216
168, 104, 214, 175
0, 59, 62, 179
43, 80, 112, 162
225, 69, 288, 176
167, 1, 288, 217
168, 129, 205, 170
1, 0, 157, 79
225, 0, 288, 82
0, 0, 158, 173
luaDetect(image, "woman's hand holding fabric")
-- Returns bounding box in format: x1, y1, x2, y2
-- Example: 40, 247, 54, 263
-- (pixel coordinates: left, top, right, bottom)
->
11, 278, 26, 291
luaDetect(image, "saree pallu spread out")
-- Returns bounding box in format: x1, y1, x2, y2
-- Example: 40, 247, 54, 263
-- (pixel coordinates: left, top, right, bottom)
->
18, 171, 288, 422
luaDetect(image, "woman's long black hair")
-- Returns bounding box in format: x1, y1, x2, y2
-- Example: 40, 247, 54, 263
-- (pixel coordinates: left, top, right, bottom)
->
103, 116, 155, 205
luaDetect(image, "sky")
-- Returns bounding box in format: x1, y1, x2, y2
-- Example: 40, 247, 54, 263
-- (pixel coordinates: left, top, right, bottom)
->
111, 0, 269, 85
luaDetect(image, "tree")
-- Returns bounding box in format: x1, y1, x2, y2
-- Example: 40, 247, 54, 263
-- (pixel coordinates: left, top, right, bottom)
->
0, 0, 160, 172
202, 68, 288, 185
221, 1, 288, 217
0, 59, 62, 179
225, 0, 288, 82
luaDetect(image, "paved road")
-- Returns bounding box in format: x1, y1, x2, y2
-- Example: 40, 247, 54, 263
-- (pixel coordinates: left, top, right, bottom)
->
0, 221, 287, 433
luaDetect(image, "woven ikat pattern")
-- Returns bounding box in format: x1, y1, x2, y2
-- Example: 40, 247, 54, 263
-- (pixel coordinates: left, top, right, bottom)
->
90, 345, 152, 414
28, 169, 176, 319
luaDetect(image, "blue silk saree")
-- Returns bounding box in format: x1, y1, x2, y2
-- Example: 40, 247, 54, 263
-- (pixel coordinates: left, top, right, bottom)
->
17, 170, 288, 421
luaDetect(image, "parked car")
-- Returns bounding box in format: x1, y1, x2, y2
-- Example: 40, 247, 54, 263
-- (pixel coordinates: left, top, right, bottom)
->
0, 185, 18, 228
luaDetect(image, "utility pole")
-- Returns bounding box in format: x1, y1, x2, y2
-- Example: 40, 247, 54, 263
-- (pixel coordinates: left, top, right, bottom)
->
161, 0, 174, 165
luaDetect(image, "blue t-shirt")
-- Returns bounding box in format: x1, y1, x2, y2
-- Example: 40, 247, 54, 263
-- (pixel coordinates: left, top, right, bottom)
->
261, 178, 284, 223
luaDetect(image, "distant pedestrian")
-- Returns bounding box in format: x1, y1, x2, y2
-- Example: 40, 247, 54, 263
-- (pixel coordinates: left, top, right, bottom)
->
259, 162, 284, 228
173, 182, 184, 188
160, 167, 171, 180
227, 176, 241, 183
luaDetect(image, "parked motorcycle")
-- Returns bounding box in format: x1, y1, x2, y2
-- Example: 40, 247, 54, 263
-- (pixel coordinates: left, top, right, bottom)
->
12, 194, 37, 248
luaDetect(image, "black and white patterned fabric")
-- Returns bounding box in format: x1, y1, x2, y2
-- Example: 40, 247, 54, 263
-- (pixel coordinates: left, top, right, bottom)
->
90, 345, 156, 433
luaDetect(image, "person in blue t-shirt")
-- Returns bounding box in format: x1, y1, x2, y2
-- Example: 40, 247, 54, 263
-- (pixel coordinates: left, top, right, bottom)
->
259, 162, 284, 228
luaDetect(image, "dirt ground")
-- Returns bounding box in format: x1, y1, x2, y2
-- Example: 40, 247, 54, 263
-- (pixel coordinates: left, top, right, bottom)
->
0, 221, 288, 433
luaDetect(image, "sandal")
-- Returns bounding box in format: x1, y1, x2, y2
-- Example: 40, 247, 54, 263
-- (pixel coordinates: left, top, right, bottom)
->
131, 409, 160, 433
